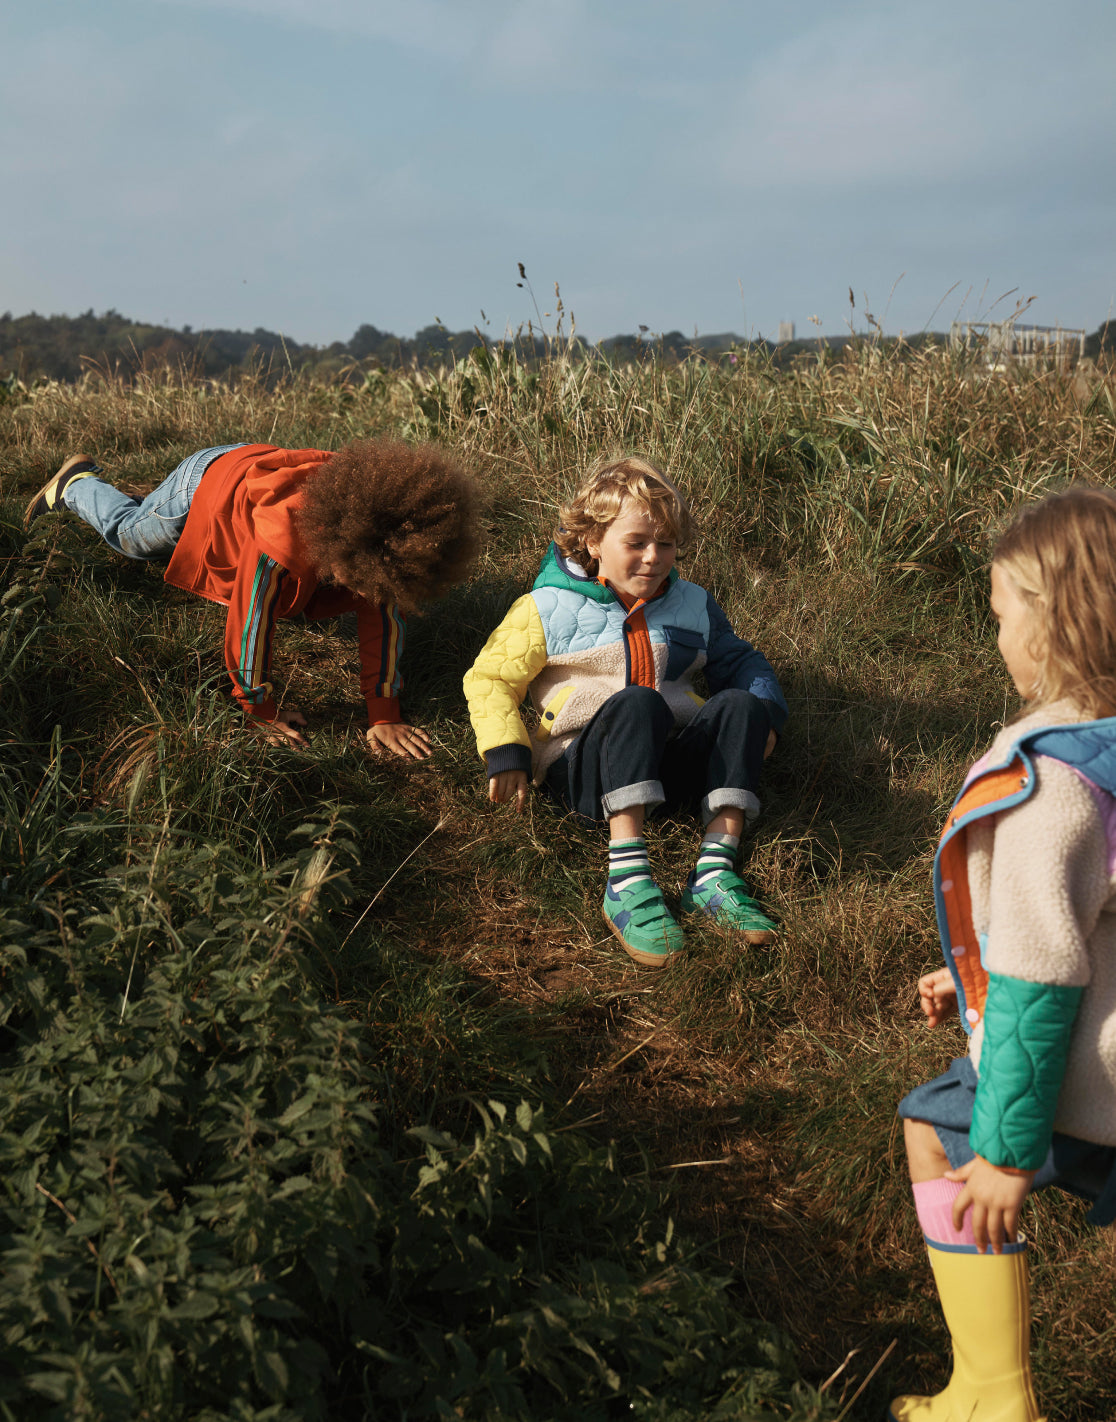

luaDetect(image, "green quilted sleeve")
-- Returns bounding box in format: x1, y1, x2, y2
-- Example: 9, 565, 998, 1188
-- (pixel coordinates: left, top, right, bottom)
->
970, 972, 1083, 1170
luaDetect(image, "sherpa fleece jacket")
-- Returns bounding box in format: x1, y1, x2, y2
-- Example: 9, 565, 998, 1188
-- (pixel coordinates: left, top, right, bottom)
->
463, 542, 788, 783
934, 699, 1116, 1168
164, 444, 405, 726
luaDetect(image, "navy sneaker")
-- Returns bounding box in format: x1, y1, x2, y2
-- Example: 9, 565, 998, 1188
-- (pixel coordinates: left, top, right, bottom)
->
24, 454, 102, 526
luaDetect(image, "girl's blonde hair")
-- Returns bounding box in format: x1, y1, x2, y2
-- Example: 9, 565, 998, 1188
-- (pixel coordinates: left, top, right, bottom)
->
993, 485, 1116, 718
554, 455, 695, 575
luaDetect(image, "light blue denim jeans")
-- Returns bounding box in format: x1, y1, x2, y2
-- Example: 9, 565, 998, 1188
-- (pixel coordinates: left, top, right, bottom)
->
62, 445, 245, 560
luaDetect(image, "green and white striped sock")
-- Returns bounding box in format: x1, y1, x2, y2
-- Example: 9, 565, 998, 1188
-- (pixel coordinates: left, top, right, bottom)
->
692, 833, 740, 888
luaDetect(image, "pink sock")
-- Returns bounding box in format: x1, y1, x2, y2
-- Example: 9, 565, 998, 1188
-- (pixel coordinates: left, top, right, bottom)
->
912, 1177, 978, 1248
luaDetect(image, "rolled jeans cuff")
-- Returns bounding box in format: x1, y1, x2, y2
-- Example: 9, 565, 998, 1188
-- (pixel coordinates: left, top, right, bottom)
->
702, 787, 761, 827
601, 779, 665, 817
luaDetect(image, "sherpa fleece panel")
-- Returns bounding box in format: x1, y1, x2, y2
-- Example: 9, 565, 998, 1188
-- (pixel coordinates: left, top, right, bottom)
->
164, 444, 404, 725
947, 701, 1116, 1152
463, 544, 786, 782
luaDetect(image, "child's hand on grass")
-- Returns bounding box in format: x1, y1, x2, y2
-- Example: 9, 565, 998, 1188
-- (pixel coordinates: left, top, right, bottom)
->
764, 729, 777, 759
265, 709, 309, 748
489, 770, 528, 812
947, 1154, 1035, 1254
366, 723, 432, 760
918, 967, 958, 1027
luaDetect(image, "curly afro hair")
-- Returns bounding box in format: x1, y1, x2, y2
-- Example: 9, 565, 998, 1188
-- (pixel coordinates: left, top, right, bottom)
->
296, 440, 478, 614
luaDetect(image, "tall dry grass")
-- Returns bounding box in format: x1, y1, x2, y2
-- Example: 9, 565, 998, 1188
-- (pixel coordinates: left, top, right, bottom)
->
3, 339, 1115, 1419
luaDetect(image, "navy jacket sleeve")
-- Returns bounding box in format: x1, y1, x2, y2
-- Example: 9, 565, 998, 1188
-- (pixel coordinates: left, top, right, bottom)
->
703, 595, 788, 733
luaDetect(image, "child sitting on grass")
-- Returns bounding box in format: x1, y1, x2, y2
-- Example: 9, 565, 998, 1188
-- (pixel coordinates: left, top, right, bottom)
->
891, 486, 1116, 1422
25, 441, 476, 753
463, 454, 786, 968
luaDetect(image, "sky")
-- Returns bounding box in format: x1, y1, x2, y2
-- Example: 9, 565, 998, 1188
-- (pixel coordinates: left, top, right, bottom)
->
3, 0, 1115, 346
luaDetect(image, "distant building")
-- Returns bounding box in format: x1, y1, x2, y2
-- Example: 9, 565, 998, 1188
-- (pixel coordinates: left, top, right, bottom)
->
949, 319, 1086, 369
777, 321, 796, 344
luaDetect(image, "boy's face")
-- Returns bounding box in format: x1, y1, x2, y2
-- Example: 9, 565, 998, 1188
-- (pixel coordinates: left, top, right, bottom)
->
586, 498, 676, 601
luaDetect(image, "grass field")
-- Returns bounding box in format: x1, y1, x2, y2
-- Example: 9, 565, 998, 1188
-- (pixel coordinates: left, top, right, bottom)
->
2, 340, 1115, 1420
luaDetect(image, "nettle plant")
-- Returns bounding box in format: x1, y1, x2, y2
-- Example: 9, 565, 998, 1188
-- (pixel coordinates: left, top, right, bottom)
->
0, 584, 833, 1421
0, 840, 828, 1421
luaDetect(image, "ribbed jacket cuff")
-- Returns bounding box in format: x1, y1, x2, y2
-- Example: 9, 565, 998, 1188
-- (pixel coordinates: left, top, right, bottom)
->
367, 695, 402, 725
484, 744, 533, 776
242, 696, 278, 722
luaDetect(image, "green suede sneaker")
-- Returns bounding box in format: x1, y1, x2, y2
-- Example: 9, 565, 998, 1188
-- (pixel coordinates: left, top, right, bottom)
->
681, 869, 777, 944
24, 454, 102, 526
602, 877, 684, 967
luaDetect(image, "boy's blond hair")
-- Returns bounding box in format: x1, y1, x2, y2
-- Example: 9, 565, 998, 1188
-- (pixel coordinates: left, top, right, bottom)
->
994, 485, 1116, 718
554, 455, 695, 576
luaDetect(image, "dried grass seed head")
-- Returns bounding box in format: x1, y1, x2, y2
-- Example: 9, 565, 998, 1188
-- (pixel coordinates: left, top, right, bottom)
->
296, 439, 478, 614
993, 484, 1116, 718
555, 454, 695, 576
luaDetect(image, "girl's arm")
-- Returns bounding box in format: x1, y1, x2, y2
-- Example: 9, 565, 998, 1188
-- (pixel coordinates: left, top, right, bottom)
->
967, 756, 1107, 1181
225, 551, 288, 724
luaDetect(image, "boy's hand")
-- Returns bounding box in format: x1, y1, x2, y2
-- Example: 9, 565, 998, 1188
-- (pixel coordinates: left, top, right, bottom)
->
947, 1154, 1035, 1254
764, 730, 777, 760
265, 709, 309, 748
489, 770, 528, 812
918, 967, 958, 1027
366, 722, 432, 760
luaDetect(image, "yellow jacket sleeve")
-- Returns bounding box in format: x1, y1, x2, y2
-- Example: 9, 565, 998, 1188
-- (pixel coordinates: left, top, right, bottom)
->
463, 594, 548, 766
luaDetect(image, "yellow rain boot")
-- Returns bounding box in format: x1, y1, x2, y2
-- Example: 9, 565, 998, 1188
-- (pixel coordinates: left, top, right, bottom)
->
888, 1242, 1045, 1421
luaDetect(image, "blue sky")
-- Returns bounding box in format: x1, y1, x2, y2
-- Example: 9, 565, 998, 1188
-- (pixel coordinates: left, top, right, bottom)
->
4, 0, 1114, 345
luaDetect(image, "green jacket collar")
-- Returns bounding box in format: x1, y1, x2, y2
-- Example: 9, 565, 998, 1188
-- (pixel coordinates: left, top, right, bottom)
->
531, 542, 679, 604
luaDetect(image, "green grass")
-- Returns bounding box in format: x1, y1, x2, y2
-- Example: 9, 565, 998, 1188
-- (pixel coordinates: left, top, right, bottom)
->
2, 342, 1115, 1419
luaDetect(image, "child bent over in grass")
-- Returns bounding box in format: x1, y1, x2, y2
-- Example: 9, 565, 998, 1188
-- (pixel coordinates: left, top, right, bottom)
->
463, 454, 786, 968
26, 442, 476, 753
890, 487, 1116, 1422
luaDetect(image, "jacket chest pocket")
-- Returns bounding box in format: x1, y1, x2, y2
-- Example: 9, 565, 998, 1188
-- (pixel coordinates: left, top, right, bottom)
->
663, 625, 705, 682
536, 684, 575, 739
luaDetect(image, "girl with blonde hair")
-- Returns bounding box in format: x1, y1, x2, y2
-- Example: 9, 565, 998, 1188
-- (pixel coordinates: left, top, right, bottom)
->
891, 485, 1116, 1420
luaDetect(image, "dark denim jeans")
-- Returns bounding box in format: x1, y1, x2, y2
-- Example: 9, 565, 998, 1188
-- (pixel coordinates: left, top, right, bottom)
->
543, 684, 772, 826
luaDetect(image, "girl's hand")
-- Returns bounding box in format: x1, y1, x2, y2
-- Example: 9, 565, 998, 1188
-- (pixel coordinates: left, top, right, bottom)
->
947, 1154, 1035, 1254
265, 709, 309, 748
366, 722, 432, 760
489, 770, 528, 812
918, 967, 958, 1027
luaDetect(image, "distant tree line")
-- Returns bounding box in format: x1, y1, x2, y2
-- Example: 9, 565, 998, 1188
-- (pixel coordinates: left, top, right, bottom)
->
1, 308, 1113, 385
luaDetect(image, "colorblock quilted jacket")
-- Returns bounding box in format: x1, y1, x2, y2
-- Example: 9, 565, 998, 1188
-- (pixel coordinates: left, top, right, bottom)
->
164, 444, 405, 726
463, 543, 788, 781
934, 701, 1116, 1168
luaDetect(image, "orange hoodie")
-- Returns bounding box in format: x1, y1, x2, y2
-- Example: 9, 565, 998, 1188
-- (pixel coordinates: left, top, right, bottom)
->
164, 444, 404, 725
